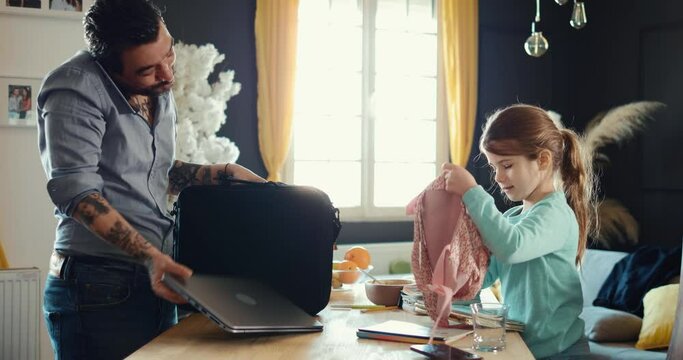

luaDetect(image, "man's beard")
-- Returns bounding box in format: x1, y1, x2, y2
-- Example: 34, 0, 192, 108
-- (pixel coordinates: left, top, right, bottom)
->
118, 79, 174, 98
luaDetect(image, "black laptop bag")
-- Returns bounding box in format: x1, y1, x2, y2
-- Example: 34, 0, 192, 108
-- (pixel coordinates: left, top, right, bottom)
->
172, 179, 341, 315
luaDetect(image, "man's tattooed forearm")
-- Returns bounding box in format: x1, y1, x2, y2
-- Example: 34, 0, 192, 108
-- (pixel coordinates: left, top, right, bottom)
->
74, 194, 153, 260
105, 221, 152, 260
168, 160, 202, 194
75, 193, 110, 225
215, 164, 230, 182
200, 166, 212, 185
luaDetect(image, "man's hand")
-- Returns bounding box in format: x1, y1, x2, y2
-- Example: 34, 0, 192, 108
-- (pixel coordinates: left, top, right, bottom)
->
145, 248, 193, 304
229, 163, 266, 183
441, 163, 478, 196
168, 161, 266, 195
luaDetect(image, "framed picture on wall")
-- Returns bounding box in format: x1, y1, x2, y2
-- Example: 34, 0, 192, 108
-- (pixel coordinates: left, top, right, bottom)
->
48, 0, 83, 12
5, 0, 42, 10
0, 0, 92, 18
0, 77, 41, 128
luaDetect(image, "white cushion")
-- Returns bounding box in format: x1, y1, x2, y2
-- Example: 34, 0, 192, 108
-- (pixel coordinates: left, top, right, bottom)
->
580, 249, 629, 306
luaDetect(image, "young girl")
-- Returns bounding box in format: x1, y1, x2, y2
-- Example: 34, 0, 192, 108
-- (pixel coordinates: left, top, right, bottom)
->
442, 104, 597, 359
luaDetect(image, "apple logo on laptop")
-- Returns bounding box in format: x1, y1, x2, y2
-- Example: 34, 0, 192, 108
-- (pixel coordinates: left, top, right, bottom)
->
235, 293, 257, 306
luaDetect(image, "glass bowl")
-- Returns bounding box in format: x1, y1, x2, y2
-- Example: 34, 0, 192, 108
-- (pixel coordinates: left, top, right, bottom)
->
332, 265, 374, 291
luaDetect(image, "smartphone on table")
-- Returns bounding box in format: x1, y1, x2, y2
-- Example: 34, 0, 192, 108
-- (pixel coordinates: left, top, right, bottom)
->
409, 344, 483, 360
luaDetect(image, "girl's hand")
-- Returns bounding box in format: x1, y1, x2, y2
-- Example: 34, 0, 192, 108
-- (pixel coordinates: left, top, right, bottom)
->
441, 163, 477, 196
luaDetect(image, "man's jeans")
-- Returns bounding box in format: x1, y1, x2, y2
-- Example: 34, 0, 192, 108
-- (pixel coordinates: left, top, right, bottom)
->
43, 254, 177, 360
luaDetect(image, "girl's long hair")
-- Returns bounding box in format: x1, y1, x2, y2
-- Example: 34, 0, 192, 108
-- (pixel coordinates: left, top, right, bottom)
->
480, 104, 597, 265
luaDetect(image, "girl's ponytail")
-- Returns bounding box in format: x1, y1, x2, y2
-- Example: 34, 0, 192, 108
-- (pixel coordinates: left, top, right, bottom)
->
560, 129, 597, 265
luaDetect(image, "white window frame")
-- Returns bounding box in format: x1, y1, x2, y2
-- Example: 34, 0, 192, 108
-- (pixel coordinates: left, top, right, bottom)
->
283, 0, 449, 222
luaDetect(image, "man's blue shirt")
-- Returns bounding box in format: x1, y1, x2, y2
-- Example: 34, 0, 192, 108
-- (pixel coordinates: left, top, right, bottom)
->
38, 50, 176, 261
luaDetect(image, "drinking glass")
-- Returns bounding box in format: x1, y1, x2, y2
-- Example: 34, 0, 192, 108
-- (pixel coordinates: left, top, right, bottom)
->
470, 303, 509, 352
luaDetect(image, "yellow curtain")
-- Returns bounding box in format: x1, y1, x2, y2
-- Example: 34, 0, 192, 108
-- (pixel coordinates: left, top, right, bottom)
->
255, 0, 300, 181
0, 240, 8, 269
440, 0, 479, 166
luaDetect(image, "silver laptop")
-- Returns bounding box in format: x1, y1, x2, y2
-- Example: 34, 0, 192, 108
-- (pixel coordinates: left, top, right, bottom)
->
162, 273, 323, 334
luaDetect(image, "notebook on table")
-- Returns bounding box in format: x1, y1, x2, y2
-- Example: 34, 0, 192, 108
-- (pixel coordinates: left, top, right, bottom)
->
357, 320, 472, 344
162, 273, 323, 334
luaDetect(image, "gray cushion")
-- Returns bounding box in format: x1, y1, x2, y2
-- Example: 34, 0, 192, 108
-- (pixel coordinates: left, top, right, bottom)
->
588, 341, 667, 360
580, 306, 642, 342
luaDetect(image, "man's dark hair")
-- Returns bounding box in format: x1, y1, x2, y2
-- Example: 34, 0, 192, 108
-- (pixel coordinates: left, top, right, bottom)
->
84, 0, 164, 74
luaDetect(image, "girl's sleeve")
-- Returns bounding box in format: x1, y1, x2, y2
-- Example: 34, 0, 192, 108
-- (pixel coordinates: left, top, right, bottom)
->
481, 256, 499, 289
462, 185, 571, 264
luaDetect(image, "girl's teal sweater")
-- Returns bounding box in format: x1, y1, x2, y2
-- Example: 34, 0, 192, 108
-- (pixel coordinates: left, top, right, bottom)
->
463, 186, 585, 358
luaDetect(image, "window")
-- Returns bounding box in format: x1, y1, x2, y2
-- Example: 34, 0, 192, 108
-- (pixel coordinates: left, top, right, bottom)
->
288, 0, 445, 220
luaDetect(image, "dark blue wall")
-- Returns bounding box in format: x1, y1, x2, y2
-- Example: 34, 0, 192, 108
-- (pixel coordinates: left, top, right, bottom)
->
474, 0, 683, 249
161, 0, 266, 177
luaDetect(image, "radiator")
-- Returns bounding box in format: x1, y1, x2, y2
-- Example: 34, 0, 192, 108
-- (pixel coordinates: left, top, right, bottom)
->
0, 268, 40, 360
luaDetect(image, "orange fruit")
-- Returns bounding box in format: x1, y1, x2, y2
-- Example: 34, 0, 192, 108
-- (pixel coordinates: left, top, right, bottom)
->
331, 277, 342, 289
336, 260, 360, 284
344, 246, 371, 269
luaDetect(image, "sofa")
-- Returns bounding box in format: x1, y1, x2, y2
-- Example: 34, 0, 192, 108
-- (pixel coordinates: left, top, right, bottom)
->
579, 249, 669, 360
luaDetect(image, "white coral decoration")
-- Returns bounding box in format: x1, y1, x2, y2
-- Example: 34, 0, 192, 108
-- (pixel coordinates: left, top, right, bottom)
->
173, 42, 241, 164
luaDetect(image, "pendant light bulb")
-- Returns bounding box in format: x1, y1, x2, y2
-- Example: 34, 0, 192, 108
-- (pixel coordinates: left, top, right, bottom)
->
555, 0, 568, 5
524, 22, 549, 57
570, 1, 588, 29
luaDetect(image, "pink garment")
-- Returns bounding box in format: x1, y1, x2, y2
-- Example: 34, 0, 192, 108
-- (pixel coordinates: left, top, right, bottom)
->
406, 175, 490, 328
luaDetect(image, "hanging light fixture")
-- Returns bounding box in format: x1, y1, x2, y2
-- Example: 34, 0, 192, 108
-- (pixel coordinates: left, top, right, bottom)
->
524, 0, 549, 57
524, 0, 588, 57
570, 0, 588, 29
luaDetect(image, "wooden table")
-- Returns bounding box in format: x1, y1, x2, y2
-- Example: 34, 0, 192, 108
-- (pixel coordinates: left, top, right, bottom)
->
129, 285, 534, 359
